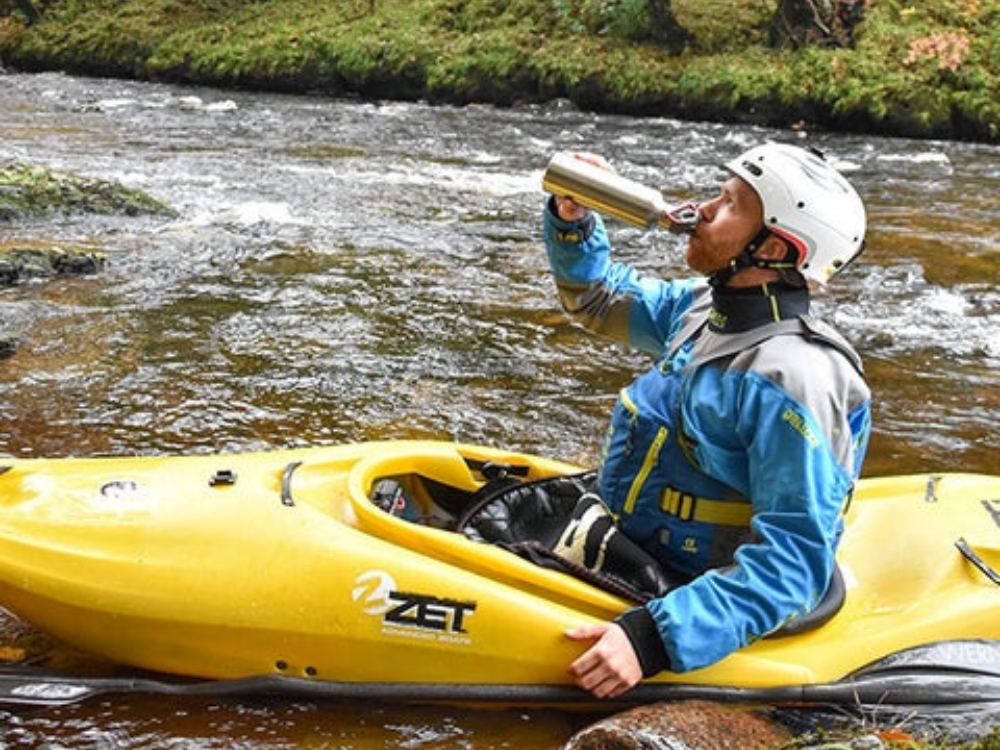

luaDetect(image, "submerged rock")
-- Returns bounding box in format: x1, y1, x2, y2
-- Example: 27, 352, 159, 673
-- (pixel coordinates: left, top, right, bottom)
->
562, 700, 793, 750
0, 243, 105, 285
564, 702, 1000, 750
0, 337, 17, 360
0, 158, 176, 219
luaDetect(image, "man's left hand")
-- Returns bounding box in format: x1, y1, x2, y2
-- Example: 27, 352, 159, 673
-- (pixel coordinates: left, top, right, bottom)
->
566, 622, 643, 698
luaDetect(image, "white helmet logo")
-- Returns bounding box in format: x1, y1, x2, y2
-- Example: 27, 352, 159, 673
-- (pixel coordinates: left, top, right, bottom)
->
795, 158, 851, 197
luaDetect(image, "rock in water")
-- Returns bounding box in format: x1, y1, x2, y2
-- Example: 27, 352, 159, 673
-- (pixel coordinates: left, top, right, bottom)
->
563, 700, 793, 750
0, 158, 176, 219
0, 244, 105, 284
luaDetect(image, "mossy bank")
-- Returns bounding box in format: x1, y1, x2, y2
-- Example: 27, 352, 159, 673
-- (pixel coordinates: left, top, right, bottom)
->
0, 0, 998, 142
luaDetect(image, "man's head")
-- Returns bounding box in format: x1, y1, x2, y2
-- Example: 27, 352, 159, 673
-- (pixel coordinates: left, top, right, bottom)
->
689, 143, 866, 288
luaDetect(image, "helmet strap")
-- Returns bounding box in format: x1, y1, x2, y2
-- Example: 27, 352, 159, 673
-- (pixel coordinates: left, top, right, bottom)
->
708, 226, 775, 288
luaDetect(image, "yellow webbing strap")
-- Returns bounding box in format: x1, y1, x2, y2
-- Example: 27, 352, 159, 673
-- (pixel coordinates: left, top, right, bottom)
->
660, 487, 753, 526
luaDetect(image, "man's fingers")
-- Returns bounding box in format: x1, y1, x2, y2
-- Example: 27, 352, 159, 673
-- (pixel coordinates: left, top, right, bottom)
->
554, 194, 589, 222
572, 659, 627, 699
566, 624, 608, 642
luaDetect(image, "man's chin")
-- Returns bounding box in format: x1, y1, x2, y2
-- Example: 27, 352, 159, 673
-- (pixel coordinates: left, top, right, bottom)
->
684, 249, 710, 276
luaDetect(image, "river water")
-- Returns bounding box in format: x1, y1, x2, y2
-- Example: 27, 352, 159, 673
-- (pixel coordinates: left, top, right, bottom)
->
0, 71, 998, 748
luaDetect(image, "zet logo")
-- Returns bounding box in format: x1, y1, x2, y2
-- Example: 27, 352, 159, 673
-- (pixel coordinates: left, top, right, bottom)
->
351, 570, 397, 616
352, 570, 477, 644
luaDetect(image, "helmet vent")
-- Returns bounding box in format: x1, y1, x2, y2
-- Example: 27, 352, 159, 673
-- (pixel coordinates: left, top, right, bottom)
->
742, 160, 763, 177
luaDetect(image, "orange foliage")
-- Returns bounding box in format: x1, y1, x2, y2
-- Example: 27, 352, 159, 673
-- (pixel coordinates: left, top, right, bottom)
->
904, 31, 971, 71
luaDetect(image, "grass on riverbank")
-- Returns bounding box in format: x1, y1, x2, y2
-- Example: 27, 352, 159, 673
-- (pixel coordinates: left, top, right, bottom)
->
0, 0, 998, 141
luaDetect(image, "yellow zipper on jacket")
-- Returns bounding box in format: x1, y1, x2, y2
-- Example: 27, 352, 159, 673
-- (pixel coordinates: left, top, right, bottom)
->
623, 425, 669, 515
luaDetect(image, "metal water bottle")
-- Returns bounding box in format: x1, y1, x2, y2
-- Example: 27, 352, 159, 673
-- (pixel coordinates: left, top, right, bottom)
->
542, 151, 699, 234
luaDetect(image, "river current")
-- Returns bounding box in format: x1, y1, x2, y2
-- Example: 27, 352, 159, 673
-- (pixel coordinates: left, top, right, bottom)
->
0, 71, 998, 748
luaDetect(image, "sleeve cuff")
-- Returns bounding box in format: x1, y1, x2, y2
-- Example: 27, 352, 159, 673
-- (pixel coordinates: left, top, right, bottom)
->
615, 606, 672, 678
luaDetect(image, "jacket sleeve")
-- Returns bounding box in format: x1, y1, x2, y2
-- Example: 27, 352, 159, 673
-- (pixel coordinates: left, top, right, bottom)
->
642, 345, 871, 673
542, 197, 698, 356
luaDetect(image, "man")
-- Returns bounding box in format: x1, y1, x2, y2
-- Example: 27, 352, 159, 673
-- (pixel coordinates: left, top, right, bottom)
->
542, 143, 872, 698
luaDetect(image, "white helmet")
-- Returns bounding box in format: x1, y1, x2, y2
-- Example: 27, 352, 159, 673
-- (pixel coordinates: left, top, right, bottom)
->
725, 143, 866, 285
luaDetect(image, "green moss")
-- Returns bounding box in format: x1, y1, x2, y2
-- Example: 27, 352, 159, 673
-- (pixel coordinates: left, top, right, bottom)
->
778, 725, 1000, 750
0, 242, 105, 285
673, 0, 773, 53
0, 159, 176, 219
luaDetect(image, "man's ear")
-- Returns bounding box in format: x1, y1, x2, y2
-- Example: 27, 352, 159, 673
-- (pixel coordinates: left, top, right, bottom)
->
754, 234, 792, 261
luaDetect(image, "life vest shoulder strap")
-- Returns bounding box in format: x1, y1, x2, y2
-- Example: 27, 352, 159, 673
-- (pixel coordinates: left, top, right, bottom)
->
684, 314, 864, 375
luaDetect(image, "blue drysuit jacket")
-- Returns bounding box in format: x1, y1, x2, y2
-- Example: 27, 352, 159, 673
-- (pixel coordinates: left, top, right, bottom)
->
543, 199, 872, 674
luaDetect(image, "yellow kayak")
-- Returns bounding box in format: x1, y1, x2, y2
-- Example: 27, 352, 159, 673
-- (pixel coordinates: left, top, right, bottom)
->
0, 440, 998, 706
